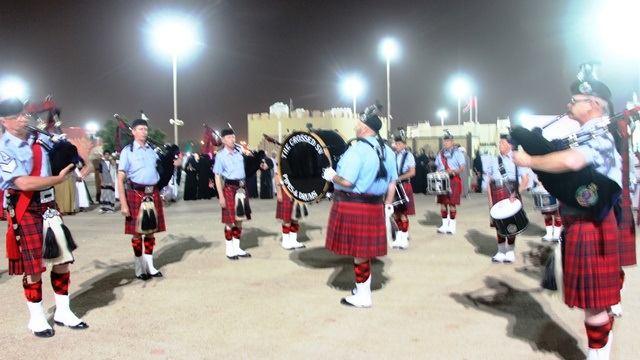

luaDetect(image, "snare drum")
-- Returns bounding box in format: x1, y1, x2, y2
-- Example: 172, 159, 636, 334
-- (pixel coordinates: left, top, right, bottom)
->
531, 188, 559, 213
427, 172, 451, 195
490, 198, 529, 236
392, 182, 409, 207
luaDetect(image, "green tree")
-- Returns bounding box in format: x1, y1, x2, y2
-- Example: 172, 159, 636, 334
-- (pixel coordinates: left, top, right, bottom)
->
97, 119, 167, 153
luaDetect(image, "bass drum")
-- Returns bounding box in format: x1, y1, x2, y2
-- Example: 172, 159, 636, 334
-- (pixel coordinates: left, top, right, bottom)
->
278, 130, 347, 203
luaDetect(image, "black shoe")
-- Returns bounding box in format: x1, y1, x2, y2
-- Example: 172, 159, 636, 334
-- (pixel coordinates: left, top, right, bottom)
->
340, 298, 355, 307
237, 252, 251, 258
227, 255, 239, 260
136, 274, 151, 281
149, 271, 163, 278
55, 320, 89, 329
33, 329, 55, 338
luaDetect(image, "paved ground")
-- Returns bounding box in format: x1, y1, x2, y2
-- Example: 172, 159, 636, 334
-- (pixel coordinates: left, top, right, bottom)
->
0, 192, 637, 359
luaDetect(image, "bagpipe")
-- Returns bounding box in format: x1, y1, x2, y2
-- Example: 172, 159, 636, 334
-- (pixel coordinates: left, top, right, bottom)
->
113, 114, 180, 190
510, 106, 640, 221
24, 96, 85, 175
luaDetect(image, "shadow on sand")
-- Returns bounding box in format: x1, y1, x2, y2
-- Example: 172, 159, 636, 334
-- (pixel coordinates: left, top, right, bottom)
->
64, 235, 213, 318
290, 246, 389, 291
451, 277, 583, 360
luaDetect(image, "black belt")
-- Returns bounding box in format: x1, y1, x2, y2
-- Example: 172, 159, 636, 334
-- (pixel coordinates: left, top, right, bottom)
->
128, 182, 157, 193
7, 188, 55, 205
333, 190, 383, 204
225, 179, 244, 186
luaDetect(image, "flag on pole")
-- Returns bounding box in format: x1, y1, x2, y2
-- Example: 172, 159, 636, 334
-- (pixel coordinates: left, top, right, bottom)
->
462, 97, 477, 113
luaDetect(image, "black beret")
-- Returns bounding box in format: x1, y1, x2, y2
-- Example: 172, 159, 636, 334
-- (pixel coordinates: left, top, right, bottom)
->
0, 98, 25, 117
131, 118, 148, 128
570, 79, 612, 101
442, 130, 454, 140
499, 133, 512, 143
220, 128, 235, 137
393, 136, 405, 143
360, 102, 383, 133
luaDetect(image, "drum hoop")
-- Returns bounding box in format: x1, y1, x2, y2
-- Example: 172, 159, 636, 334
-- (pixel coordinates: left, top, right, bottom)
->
490, 198, 523, 218
277, 131, 337, 202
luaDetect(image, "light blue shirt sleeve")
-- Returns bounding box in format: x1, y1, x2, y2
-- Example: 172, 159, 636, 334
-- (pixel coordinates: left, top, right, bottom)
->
336, 146, 361, 184
397, 151, 416, 174
118, 147, 131, 174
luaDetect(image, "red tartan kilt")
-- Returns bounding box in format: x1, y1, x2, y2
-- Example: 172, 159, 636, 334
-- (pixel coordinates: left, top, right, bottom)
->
124, 189, 166, 235
437, 175, 461, 205
7, 201, 58, 275
276, 192, 294, 222
325, 199, 387, 258
0, 190, 5, 220
221, 185, 251, 224
562, 211, 622, 309
618, 221, 637, 267
394, 182, 416, 216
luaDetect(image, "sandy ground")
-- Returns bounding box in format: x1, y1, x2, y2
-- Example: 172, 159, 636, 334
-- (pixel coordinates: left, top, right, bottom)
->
0, 192, 637, 360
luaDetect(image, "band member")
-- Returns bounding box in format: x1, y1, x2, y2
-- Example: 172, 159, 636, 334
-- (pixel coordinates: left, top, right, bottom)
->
213, 128, 252, 260
275, 171, 305, 250
531, 175, 562, 242
322, 104, 397, 308
0, 98, 88, 337
98, 151, 116, 213
117, 118, 166, 280
434, 131, 465, 234
487, 135, 529, 264
392, 136, 416, 249
513, 75, 626, 358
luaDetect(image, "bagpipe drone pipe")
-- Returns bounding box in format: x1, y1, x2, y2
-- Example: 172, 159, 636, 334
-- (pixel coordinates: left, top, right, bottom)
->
24, 96, 85, 175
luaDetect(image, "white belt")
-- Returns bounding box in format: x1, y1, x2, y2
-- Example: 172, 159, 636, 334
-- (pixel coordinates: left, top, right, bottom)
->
40, 187, 55, 203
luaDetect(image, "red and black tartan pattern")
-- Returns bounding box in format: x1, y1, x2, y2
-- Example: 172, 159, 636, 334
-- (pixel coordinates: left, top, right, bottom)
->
562, 211, 622, 309
7, 200, 58, 275
23, 278, 43, 303
275, 192, 294, 222
124, 188, 166, 235
0, 190, 5, 221
325, 197, 387, 258
394, 182, 416, 216
51, 271, 70, 295
437, 175, 462, 205
221, 184, 251, 224
617, 218, 637, 267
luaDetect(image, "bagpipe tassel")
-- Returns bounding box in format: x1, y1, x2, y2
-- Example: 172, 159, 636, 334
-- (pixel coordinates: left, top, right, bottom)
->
140, 198, 158, 232
42, 208, 74, 265
294, 202, 302, 220
43, 227, 60, 259
302, 203, 309, 217
243, 196, 252, 218
541, 239, 564, 298
61, 224, 77, 252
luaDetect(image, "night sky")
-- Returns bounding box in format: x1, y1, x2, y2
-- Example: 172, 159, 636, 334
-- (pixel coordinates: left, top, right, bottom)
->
1, 0, 637, 143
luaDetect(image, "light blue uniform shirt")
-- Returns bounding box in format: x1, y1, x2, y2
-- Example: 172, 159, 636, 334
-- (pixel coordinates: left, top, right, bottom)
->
487, 152, 529, 182
118, 141, 160, 185
213, 147, 246, 180
0, 132, 52, 190
396, 149, 416, 175
334, 136, 398, 195
575, 117, 622, 187
435, 147, 466, 172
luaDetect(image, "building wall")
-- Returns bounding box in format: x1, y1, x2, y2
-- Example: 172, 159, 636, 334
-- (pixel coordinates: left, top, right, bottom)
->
406, 118, 511, 155
247, 104, 388, 150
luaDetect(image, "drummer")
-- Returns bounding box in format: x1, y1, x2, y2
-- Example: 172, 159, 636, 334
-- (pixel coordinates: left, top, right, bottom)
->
530, 173, 562, 242
392, 135, 416, 249
487, 134, 529, 264
434, 130, 466, 234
